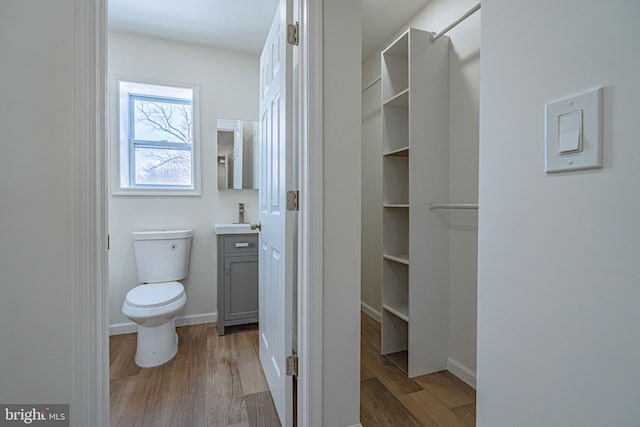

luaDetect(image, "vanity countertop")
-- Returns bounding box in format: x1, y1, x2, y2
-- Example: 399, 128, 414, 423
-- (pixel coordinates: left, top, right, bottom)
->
214, 223, 258, 235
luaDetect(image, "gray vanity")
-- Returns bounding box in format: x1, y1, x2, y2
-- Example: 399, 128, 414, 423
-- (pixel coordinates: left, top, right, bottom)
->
215, 224, 259, 335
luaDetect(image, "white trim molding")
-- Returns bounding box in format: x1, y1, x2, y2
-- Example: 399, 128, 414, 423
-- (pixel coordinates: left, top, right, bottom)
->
109, 75, 202, 197
360, 302, 382, 323
446, 357, 477, 389
73, 0, 108, 426
298, 0, 324, 426
109, 312, 218, 336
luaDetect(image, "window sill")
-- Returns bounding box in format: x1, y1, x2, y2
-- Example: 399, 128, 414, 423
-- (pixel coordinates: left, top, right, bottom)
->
112, 187, 201, 197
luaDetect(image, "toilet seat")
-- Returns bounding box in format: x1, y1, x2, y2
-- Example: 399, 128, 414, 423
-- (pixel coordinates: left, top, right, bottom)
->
125, 282, 185, 308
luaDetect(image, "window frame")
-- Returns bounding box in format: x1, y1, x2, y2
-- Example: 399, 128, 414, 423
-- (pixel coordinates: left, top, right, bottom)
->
111, 77, 201, 197
128, 93, 193, 188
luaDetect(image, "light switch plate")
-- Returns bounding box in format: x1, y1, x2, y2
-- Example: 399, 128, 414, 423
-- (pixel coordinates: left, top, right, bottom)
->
545, 87, 603, 173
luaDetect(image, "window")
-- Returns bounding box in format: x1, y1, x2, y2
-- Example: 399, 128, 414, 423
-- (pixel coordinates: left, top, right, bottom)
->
116, 80, 200, 195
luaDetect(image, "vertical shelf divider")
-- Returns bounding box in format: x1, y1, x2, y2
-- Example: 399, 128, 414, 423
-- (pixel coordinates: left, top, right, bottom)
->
380, 28, 451, 377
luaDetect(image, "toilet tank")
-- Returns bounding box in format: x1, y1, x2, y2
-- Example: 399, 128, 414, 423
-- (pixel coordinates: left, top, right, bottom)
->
132, 230, 193, 283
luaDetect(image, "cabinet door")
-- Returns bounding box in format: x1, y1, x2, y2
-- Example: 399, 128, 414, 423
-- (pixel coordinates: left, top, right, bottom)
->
224, 255, 259, 321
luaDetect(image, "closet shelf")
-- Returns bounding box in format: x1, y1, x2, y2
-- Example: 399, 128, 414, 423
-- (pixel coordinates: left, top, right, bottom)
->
383, 203, 409, 208
383, 147, 409, 157
383, 88, 409, 107
383, 253, 409, 265
383, 303, 409, 322
429, 203, 478, 210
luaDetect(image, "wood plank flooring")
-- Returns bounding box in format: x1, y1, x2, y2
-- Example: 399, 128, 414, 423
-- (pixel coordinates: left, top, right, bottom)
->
111, 315, 475, 426
360, 312, 476, 426
110, 323, 280, 427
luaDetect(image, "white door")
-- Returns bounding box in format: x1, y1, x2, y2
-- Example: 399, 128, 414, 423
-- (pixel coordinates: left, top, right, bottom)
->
258, 0, 294, 425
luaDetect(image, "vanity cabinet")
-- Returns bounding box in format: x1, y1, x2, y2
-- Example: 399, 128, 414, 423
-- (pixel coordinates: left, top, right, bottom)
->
216, 233, 259, 335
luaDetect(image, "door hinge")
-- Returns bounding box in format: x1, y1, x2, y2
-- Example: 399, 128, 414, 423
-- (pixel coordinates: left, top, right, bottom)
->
286, 190, 299, 211
286, 354, 298, 377
287, 22, 299, 46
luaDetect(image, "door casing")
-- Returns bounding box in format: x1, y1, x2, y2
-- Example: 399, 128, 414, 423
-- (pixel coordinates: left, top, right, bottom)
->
71, 0, 325, 426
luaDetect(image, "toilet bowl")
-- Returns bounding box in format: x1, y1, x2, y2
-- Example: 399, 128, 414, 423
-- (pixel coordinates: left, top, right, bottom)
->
122, 230, 192, 368
122, 282, 187, 367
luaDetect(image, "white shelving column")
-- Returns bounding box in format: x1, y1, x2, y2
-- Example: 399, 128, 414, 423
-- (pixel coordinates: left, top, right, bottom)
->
381, 31, 410, 355
380, 28, 450, 377
409, 28, 450, 377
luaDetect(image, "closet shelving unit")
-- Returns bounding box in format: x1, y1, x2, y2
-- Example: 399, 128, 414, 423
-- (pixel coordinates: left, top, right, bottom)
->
381, 28, 450, 377
430, 203, 478, 210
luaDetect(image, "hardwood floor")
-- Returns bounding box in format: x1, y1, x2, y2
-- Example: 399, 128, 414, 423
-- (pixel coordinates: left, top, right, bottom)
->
360, 312, 476, 426
110, 323, 280, 427
111, 315, 475, 426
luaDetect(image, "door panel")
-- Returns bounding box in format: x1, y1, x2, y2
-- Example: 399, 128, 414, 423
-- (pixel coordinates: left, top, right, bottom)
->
258, 0, 294, 425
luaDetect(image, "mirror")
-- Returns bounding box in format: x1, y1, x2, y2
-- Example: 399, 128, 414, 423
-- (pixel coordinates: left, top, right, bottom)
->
217, 118, 259, 190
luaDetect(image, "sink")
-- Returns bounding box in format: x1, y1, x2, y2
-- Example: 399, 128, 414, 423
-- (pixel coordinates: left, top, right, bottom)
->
214, 223, 257, 235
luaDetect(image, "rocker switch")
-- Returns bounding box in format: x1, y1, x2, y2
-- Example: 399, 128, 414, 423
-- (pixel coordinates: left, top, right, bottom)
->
558, 110, 582, 154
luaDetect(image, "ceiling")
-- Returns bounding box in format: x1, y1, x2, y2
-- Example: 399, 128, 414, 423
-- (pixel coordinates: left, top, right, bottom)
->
362, 0, 430, 58
108, 0, 430, 57
108, 0, 280, 54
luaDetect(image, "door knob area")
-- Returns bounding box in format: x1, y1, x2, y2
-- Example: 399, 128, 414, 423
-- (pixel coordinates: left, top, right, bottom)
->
250, 222, 262, 231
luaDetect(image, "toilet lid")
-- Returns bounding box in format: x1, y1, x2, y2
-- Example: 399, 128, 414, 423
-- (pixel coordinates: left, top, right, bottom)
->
125, 282, 184, 308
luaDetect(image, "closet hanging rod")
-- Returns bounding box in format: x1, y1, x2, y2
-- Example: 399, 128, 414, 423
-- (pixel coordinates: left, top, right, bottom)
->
430, 203, 478, 210
432, 2, 481, 41
362, 2, 480, 92
361, 76, 381, 93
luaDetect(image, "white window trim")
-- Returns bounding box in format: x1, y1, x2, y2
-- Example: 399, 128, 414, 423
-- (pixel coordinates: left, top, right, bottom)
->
110, 75, 202, 197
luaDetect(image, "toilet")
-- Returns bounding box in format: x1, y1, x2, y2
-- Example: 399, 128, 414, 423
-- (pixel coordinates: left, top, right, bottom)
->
122, 229, 192, 367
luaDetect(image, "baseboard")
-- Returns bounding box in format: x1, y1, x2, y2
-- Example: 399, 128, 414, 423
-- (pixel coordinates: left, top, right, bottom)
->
109, 312, 218, 336
446, 356, 476, 389
360, 301, 381, 323
360, 303, 475, 390
175, 312, 217, 328
109, 322, 138, 336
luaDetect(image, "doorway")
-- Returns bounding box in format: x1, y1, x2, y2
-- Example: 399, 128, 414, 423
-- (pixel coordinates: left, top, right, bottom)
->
104, 0, 299, 425
74, 0, 327, 425
359, 0, 481, 424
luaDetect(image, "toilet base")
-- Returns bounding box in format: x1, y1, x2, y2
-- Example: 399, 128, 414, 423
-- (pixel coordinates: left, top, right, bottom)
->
134, 318, 179, 367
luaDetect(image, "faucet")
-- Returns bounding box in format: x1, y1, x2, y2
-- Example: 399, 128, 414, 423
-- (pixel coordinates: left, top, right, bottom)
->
237, 203, 246, 224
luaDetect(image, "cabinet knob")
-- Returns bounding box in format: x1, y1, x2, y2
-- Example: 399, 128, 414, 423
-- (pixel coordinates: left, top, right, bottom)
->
250, 222, 262, 231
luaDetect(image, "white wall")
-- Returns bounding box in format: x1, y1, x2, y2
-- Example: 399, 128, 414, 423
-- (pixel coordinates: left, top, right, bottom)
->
0, 0, 74, 402
361, 0, 480, 376
478, 0, 640, 425
360, 56, 383, 317
108, 32, 259, 329
323, 0, 362, 425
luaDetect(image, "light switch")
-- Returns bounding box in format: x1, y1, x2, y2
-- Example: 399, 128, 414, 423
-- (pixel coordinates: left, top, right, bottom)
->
545, 87, 603, 173
558, 110, 582, 154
